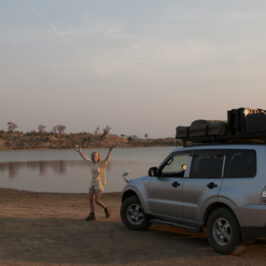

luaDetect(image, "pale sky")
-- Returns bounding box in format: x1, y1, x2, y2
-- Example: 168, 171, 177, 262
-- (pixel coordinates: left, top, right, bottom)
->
1, 0, 266, 137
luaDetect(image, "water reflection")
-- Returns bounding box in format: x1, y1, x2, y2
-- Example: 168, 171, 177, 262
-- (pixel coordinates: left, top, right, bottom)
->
0, 160, 88, 179
0, 147, 174, 193
0, 159, 144, 193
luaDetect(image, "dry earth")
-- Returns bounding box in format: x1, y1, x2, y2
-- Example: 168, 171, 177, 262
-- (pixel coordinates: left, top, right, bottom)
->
0, 188, 265, 266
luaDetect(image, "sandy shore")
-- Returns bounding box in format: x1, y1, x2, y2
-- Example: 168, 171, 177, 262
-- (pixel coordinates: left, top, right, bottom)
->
0, 188, 265, 265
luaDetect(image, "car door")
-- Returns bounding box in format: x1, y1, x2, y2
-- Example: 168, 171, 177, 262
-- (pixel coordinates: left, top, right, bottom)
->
219, 149, 258, 220
182, 150, 224, 224
147, 152, 190, 220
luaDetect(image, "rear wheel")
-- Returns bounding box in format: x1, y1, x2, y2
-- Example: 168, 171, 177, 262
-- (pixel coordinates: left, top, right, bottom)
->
207, 207, 244, 254
120, 195, 150, 230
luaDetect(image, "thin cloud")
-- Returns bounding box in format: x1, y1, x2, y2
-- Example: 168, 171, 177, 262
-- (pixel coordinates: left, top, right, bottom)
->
62, 21, 124, 38
23, 0, 89, 70
223, 11, 255, 20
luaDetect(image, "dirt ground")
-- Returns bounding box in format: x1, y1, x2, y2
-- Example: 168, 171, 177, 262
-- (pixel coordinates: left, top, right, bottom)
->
0, 188, 265, 266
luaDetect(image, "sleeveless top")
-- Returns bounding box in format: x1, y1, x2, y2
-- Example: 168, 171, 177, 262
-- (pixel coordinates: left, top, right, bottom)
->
87, 159, 108, 191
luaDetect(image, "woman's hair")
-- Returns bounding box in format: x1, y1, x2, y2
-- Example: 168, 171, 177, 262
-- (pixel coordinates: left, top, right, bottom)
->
91, 152, 101, 162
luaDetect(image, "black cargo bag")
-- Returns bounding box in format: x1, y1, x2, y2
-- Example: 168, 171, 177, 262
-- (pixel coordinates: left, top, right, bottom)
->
207, 121, 227, 136
189, 120, 209, 137
176, 126, 189, 139
227, 107, 263, 136
246, 112, 266, 134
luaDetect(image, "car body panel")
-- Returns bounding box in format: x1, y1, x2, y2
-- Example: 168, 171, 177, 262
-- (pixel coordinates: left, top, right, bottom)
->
182, 177, 223, 223
121, 144, 266, 239
147, 176, 184, 219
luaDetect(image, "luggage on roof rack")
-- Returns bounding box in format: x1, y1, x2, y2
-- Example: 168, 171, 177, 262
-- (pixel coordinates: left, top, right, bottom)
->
188, 120, 227, 137
176, 126, 188, 138
189, 120, 208, 137
176, 107, 266, 144
176, 120, 227, 140
227, 107, 265, 136
246, 112, 266, 134
208, 121, 227, 136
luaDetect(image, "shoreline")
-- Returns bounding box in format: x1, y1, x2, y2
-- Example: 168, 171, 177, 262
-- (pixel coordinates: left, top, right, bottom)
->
0, 144, 177, 152
0, 187, 122, 197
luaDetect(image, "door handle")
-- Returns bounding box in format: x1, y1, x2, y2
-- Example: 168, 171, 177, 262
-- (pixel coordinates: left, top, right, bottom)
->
207, 182, 218, 189
172, 181, 180, 188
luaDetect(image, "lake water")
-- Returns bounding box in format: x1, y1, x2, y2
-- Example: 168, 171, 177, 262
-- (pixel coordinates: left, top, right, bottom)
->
0, 147, 175, 193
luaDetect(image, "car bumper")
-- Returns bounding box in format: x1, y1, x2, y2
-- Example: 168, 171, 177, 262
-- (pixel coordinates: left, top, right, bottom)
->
240, 204, 266, 227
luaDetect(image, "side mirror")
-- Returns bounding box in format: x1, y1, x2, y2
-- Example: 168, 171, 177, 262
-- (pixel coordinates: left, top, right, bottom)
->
122, 171, 130, 183
148, 167, 158, 177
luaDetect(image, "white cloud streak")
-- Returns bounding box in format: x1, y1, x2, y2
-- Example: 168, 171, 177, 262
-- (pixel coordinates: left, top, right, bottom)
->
23, 0, 89, 70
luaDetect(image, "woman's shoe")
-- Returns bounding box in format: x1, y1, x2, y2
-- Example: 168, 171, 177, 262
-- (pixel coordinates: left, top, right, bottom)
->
85, 212, 95, 221
104, 207, 110, 218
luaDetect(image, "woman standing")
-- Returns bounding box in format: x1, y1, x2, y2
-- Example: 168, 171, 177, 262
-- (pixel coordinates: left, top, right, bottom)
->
76, 145, 114, 221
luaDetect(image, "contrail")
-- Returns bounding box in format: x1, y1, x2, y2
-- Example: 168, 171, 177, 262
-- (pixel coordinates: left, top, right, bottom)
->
23, 0, 89, 69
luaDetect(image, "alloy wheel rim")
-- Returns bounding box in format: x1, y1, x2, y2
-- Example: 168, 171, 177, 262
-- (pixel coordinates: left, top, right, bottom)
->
126, 203, 144, 225
212, 217, 232, 246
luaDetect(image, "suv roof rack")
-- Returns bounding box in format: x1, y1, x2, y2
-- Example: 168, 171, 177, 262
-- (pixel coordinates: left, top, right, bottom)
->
176, 107, 266, 145
180, 134, 266, 144
180, 138, 266, 148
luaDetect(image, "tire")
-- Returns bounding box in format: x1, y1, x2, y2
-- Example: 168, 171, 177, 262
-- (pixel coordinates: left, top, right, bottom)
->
120, 195, 150, 231
207, 207, 243, 255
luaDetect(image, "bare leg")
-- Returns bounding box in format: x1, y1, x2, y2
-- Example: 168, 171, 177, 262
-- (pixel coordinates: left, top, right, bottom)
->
95, 190, 110, 218
95, 190, 107, 209
89, 189, 96, 212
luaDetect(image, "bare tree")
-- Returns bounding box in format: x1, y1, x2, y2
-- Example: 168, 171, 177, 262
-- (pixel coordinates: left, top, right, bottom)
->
7, 122, 18, 132
52, 126, 57, 134
131, 135, 138, 140
38, 125, 46, 134
127, 135, 138, 141
101, 125, 111, 138
51, 125, 66, 135
94, 126, 100, 136
56, 125, 66, 135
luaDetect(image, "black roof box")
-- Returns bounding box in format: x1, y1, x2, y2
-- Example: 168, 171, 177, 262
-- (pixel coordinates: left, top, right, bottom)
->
176, 108, 266, 144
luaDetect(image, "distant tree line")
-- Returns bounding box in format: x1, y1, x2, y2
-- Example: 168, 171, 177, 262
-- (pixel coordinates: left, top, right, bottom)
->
5, 122, 67, 135
3, 122, 114, 136
0, 122, 177, 150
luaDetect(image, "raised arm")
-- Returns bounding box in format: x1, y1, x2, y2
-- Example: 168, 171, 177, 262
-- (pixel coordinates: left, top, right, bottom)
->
104, 145, 115, 162
75, 146, 91, 162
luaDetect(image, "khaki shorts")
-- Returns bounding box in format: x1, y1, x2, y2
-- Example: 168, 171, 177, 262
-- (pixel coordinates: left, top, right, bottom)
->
89, 183, 104, 192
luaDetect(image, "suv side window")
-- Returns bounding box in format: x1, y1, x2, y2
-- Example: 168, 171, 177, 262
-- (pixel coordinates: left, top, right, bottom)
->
160, 153, 190, 177
223, 149, 256, 178
190, 151, 224, 179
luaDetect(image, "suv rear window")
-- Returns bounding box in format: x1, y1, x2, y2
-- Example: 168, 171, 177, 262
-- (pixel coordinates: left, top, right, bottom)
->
223, 149, 256, 178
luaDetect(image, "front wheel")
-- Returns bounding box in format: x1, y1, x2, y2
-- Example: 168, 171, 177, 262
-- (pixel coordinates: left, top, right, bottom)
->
120, 195, 150, 230
207, 207, 244, 254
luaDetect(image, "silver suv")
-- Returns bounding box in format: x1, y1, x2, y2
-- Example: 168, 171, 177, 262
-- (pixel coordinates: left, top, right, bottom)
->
120, 144, 266, 254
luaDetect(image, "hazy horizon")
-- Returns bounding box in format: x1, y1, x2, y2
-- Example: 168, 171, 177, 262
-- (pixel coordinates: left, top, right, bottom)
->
1, 0, 266, 138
